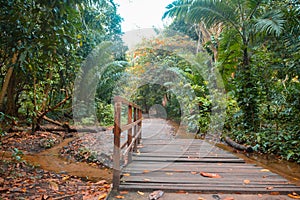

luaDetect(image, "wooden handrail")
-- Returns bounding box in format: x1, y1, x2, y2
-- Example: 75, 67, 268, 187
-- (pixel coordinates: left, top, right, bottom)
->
112, 96, 143, 190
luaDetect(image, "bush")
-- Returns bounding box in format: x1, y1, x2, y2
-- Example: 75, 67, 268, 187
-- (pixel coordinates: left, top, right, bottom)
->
96, 101, 114, 126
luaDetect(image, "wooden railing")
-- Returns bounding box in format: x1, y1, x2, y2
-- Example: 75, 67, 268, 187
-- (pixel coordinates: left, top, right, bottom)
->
112, 96, 143, 190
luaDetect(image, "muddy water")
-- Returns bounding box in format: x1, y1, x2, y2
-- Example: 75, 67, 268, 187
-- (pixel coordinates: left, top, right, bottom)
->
22, 138, 112, 182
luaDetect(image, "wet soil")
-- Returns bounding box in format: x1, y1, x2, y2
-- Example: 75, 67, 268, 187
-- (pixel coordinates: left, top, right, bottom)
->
23, 138, 112, 182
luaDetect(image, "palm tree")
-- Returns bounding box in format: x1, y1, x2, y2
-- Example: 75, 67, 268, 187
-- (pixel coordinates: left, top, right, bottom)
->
163, 0, 285, 131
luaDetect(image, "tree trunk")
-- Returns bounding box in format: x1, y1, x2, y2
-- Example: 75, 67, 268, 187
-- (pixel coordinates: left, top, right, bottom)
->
0, 67, 13, 111
0, 52, 18, 112
240, 45, 259, 131
5, 71, 17, 116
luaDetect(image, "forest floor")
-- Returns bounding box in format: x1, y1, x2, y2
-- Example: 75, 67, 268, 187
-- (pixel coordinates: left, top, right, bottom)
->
0, 126, 114, 200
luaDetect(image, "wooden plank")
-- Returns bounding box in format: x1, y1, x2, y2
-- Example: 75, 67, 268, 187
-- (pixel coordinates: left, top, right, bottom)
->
116, 125, 300, 194
121, 175, 288, 183
132, 157, 245, 163
132, 153, 238, 158
119, 183, 300, 194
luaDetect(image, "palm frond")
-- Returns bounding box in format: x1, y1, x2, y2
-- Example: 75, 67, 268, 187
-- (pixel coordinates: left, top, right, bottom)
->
187, 0, 240, 32
163, 0, 192, 20
254, 10, 285, 37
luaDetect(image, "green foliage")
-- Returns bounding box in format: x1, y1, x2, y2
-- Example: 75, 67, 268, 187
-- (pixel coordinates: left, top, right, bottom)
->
96, 101, 114, 127
165, 0, 300, 162
0, 0, 124, 128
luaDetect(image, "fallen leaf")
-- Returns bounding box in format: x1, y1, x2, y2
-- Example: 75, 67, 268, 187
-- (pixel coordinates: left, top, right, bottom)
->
166, 173, 173, 175
137, 191, 144, 195
98, 193, 107, 199
266, 186, 274, 190
243, 179, 251, 184
270, 192, 280, 195
114, 195, 124, 199
143, 170, 150, 173
123, 173, 130, 177
143, 178, 151, 182
49, 181, 59, 191
41, 194, 49, 199
198, 197, 206, 200
288, 192, 300, 199
149, 190, 164, 200
62, 176, 70, 181
191, 171, 198, 175
119, 191, 129, 195
260, 169, 270, 172
95, 180, 107, 185
200, 172, 222, 178
222, 197, 234, 200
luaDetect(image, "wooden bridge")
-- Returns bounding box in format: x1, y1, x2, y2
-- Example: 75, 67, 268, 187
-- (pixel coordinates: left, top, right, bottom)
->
111, 96, 300, 195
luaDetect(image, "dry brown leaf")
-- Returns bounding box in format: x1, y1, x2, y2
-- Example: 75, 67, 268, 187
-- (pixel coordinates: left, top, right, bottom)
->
200, 172, 222, 178
288, 192, 300, 199
266, 186, 274, 190
166, 173, 173, 175
95, 180, 107, 185
191, 171, 198, 175
114, 195, 125, 199
49, 181, 59, 191
137, 191, 144, 195
62, 176, 70, 181
243, 179, 251, 184
222, 197, 234, 200
119, 191, 129, 195
123, 173, 130, 177
198, 197, 206, 200
143, 170, 150, 173
98, 193, 107, 200
270, 191, 280, 195
42, 194, 49, 199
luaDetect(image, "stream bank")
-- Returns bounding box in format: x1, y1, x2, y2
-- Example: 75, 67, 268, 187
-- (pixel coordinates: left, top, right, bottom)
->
23, 138, 112, 182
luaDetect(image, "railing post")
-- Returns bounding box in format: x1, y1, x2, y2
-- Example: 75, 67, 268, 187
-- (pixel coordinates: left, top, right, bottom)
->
112, 100, 121, 190
138, 109, 142, 144
133, 107, 138, 152
127, 105, 133, 163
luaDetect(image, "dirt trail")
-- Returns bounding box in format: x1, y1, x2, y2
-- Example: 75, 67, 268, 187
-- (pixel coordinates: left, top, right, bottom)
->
22, 138, 112, 182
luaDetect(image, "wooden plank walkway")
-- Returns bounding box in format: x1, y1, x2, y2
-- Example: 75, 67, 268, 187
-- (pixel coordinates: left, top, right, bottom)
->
118, 120, 300, 194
